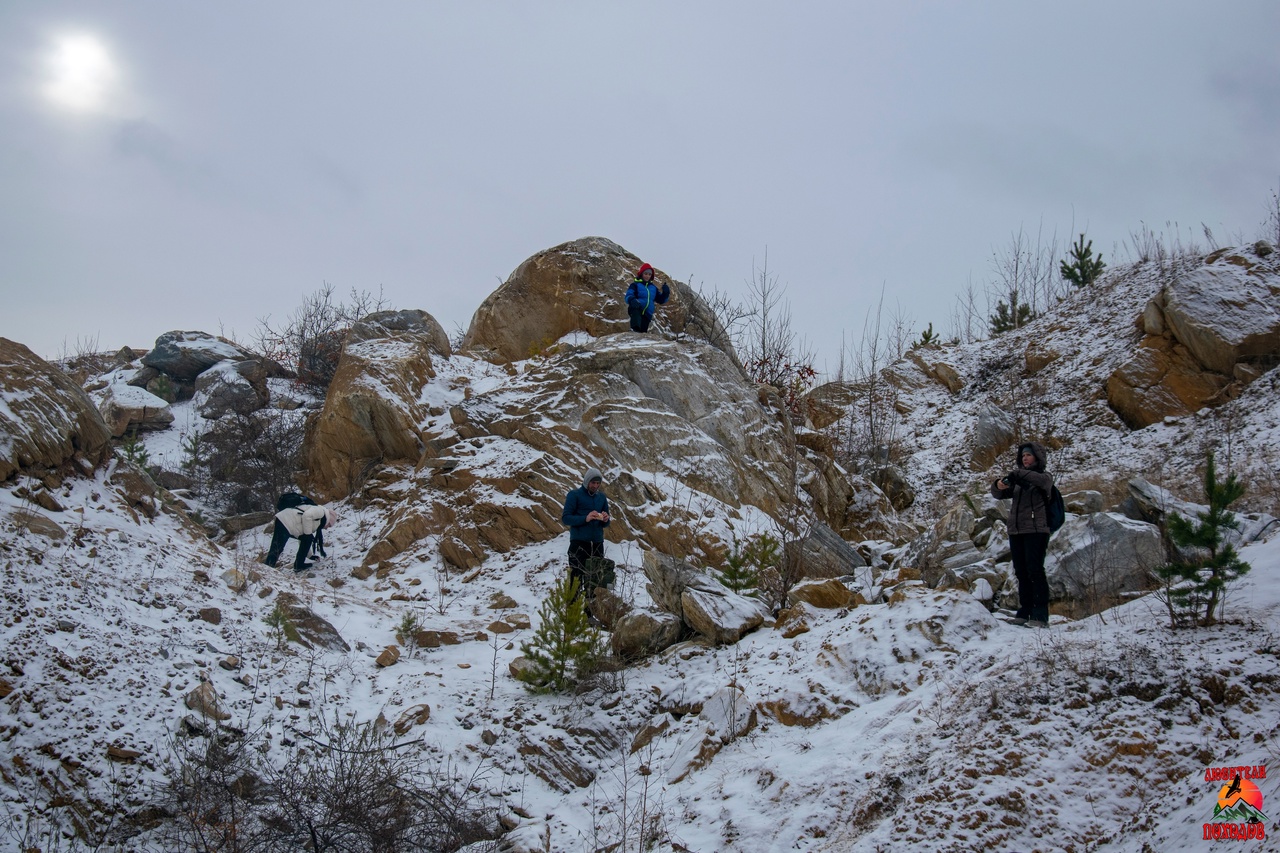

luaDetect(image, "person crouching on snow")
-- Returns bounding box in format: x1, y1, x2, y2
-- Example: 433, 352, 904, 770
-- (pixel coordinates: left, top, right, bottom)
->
266, 503, 335, 573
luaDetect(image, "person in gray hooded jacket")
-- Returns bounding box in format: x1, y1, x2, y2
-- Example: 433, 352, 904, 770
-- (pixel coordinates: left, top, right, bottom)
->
990, 441, 1054, 626
561, 468, 610, 594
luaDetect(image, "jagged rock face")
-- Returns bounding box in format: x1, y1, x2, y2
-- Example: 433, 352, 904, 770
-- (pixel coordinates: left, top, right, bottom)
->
141, 330, 254, 382
98, 383, 175, 437
348, 309, 452, 358
429, 334, 826, 568
0, 338, 113, 482
302, 319, 439, 500
1161, 248, 1280, 374
1108, 247, 1280, 428
643, 550, 765, 644
461, 236, 733, 364
1106, 335, 1231, 429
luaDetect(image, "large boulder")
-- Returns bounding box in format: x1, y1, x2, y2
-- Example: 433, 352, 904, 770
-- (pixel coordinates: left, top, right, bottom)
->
461, 237, 733, 365
0, 338, 113, 481
643, 550, 765, 644
141, 330, 255, 382
194, 361, 269, 419
302, 314, 442, 500
611, 608, 683, 660
1157, 247, 1280, 375
970, 402, 1017, 469
1045, 513, 1164, 602
97, 383, 175, 437
347, 309, 452, 358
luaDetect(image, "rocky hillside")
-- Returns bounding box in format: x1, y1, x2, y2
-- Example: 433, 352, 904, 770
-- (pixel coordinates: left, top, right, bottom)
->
1, 237, 1278, 851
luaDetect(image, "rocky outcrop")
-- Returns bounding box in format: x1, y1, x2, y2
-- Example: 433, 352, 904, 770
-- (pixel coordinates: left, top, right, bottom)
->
1106, 336, 1230, 429
142, 330, 255, 382
302, 315, 442, 500
461, 237, 733, 365
0, 338, 113, 481
643, 551, 765, 644
275, 593, 350, 652
1108, 246, 1280, 428
611, 608, 683, 660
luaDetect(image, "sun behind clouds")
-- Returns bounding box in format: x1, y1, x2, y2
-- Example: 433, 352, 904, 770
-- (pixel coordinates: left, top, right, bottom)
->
43, 32, 120, 113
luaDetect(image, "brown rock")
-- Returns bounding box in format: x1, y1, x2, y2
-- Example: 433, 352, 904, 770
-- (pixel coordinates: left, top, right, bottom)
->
197, 607, 222, 625
1107, 336, 1231, 429
184, 682, 230, 721
461, 236, 734, 365
376, 646, 401, 667
0, 338, 113, 481
787, 578, 854, 609
107, 744, 141, 762
393, 703, 431, 735
487, 621, 515, 634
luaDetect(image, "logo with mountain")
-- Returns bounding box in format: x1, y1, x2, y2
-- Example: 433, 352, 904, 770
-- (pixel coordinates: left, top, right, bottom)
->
1210, 774, 1267, 824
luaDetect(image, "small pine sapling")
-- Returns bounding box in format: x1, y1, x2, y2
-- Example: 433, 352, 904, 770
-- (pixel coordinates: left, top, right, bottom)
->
1155, 452, 1250, 627
517, 574, 603, 694
1060, 233, 1106, 288
717, 533, 780, 597
910, 322, 939, 350
988, 291, 1035, 335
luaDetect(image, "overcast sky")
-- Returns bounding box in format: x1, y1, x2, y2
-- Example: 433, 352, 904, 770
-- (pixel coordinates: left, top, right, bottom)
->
2, 2, 1277, 375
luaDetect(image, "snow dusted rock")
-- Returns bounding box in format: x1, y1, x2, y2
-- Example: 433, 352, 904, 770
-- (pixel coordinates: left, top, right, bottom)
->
643, 550, 765, 644
97, 382, 175, 437
184, 681, 231, 721
892, 501, 979, 588
375, 645, 401, 667
347, 309, 452, 358
1065, 489, 1105, 514
1045, 512, 1163, 602
461, 236, 732, 365
1159, 246, 1280, 375
141, 330, 254, 382
1123, 477, 1276, 547
611, 608, 683, 660
970, 401, 1017, 469
275, 592, 351, 652
822, 589, 998, 697
907, 350, 964, 393
194, 361, 269, 419
302, 317, 438, 500
790, 520, 867, 578
667, 686, 756, 783
392, 703, 431, 735
0, 338, 113, 481
787, 577, 858, 609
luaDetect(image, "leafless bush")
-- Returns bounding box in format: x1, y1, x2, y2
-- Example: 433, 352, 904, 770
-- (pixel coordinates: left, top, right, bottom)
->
163, 714, 499, 852
254, 283, 388, 392
200, 409, 308, 514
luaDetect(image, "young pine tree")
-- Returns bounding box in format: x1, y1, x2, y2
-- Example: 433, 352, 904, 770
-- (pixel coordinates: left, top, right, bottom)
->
716, 533, 780, 597
1155, 452, 1250, 627
1060, 233, 1106, 288
988, 290, 1035, 335
517, 574, 603, 693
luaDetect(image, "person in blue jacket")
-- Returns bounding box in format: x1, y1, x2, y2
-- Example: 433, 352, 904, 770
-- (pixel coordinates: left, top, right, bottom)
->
625, 263, 671, 333
561, 468, 610, 593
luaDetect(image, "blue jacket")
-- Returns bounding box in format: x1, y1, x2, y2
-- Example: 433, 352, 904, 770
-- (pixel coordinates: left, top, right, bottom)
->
562, 476, 611, 542
625, 280, 670, 318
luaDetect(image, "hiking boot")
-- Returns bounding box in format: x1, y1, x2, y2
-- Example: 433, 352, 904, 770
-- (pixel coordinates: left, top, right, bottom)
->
1022, 619, 1049, 629
294, 562, 314, 573
1008, 616, 1029, 625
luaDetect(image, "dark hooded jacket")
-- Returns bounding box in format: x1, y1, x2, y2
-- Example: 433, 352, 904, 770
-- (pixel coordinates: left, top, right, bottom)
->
990, 442, 1054, 535
562, 468, 611, 542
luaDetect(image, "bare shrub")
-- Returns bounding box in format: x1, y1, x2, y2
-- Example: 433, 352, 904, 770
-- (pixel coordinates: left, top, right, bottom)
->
163, 715, 498, 852
255, 283, 388, 393
199, 409, 308, 514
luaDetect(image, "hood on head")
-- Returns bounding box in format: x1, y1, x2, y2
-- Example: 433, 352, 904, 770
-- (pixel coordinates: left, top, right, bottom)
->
1016, 442, 1047, 472
583, 468, 603, 490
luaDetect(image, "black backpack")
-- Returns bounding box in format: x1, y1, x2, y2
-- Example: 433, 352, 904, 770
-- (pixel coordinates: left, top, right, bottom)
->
1045, 485, 1066, 534
276, 492, 317, 512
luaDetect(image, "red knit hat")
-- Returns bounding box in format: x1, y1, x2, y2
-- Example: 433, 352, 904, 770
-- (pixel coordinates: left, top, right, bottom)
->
637, 263, 654, 278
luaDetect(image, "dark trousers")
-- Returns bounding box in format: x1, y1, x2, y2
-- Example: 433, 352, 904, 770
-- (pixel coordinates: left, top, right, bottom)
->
567, 540, 603, 595
1010, 532, 1050, 620
628, 306, 653, 333
266, 520, 314, 571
